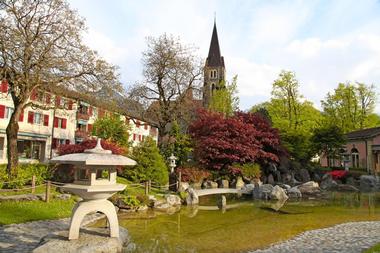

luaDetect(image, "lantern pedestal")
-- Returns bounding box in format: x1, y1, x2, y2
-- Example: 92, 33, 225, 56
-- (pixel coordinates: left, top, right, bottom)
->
68, 199, 119, 240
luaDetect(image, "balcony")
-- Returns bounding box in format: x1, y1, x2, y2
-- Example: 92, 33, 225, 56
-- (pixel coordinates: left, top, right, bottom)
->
77, 112, 90, 121
75, 129, 89, 139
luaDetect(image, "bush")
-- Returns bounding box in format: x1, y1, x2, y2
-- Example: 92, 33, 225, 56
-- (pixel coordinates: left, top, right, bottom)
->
57, 138, 126, 156
123, 137, 168, 185
176, 166, 211, 183
0, 163, 52, 189
233, 163, 261, 180
123, 195, 141, 207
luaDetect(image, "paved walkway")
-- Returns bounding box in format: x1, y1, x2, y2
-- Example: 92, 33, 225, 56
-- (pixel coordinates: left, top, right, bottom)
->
0, 213, 104, 253
250, 221, 380, 253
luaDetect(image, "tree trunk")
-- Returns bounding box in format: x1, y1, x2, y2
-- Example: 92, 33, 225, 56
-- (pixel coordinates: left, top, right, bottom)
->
6, 106, 22, 179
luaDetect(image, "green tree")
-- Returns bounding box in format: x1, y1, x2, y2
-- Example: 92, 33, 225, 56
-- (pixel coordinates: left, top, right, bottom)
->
321, 82, 377, 132
310, 125, 346, 167
161, 121, 193, 166
124, 137, 168, 185
92, 114, 130, 148
209, 75, 239, 116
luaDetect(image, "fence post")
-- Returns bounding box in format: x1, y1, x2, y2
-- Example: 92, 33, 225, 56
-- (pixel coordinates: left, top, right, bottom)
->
177, 171, 182, 192
148, 180, 151, 193
31, 175, 36, 194
45, 181, 51, 203
145, 181, 149, 195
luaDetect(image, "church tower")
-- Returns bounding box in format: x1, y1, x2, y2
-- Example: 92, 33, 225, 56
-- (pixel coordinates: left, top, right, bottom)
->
203, 20, 226, 108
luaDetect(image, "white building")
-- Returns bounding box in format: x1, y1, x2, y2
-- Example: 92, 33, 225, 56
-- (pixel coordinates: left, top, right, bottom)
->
0, 81, 158, 164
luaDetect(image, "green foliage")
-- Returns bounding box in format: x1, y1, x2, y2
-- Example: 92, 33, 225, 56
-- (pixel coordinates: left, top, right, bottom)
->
321, 82, 377, 133
179, 191, 188, 200
234, 163, 261, 179
0, 164, 52, 189
92, 114, 130, 147
251, 70, 322, 163
124, 137, 168, 185
209, 75, 239, 116
122, 195, 141, 207
161, 121, 193, 166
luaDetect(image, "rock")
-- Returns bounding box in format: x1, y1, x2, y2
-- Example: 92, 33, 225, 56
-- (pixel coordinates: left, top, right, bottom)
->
137, 205, 148, 212
274, 171, 282, 183
312, 172, 322, 182
282, 172, 293, 185
55, 194, 71, 200
267, 174, 275, 185
360, 175, 378, 192
277, 184, 291, 190
287, 187, 302, 198
254, 184, 273, 200
116, 199, 133, 210
185, 188, 199, 205
337, 184, 359, 192
299, 169, 311, 182
33, 227, 129, 253
148, 195, 157, 201
217, 195, 227, 209
152, 199, 166, 208
269, 199, 287, 211
320, 174, 338, 190
241, 184, 255, 194
154, 203, 171, 211
191, 182, 202, 189
235, 177, 245, 189
218, 180, 229, 189
270, 185, 288, 201
0, 194, 39, 201
165, 194, 181, 206
178, 182, 189, 192
205, 181, 218, 189
297, 181, 320, 195
346, 177, 357, 186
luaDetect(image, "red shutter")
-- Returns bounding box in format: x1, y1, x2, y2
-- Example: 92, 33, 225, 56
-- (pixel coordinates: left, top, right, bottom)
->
53, 117, 58, 128
62, 118, 67, 129
43, 114, 49, 126
0, 105, 5, 118
28, 111, 34, 124
89, 106, 93, 116
52, 138, 57, 149
87, 124, 93, 133
19, 109, 24, 122
65, 139, 70, 145
55, 96, 61, 107
1, 80, 8, 93
45, 93, 51, 104
68, 100, 73, 110
133, 134, 136, 141
139, 135, 142, 141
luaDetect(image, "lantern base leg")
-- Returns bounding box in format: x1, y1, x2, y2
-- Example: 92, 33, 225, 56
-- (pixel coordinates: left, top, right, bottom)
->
68, 199, 119, 240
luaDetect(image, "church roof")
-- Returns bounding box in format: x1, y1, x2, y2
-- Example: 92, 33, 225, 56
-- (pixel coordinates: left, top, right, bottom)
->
346, 126, 380, 140
206, 22, 225, 68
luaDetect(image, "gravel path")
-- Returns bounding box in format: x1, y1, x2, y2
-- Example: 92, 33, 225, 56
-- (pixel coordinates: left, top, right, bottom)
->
0, 213, 104, 253
250, 221, 380, 253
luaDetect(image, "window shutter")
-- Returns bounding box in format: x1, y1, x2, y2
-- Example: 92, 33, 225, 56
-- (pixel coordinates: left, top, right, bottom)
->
133, 134, 136, 141
45, 93, 51, 104
89, 106, 93, 116
1, 80, 8, 93
138, 135, 142, 141
68, 100, 73, 110
30, 89, 37, 100
87, 124, 93, 133
19, 109, 24, 122
28, 111, 34, 124
65, 139, 70, 145
62, 118, 67, 129
0, 105, 5, 118
55, 96, 61, 107
53, 117, 58, 128
43, 114, 49, 126
52, 138, 57, 149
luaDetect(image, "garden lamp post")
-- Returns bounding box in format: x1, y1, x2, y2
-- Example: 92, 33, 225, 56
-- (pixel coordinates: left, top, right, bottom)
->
168, 153, 177, 173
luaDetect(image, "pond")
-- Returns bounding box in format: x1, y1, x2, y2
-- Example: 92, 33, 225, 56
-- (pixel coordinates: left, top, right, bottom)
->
97, 193, 380, 253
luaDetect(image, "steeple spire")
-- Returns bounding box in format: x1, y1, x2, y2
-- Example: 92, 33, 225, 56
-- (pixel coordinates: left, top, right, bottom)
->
207, 20, 224, 67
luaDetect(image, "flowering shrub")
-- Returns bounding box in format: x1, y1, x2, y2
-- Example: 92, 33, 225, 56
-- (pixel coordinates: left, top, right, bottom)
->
57, 138, 126, 155
176, 167, 211, 183
327, 170, 348, 180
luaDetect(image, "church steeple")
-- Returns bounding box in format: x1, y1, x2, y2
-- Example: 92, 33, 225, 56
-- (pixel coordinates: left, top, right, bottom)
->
203, 19, 226, 108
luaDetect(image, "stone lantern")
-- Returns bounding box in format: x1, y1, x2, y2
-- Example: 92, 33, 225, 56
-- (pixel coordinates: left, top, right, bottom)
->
168, 153, 177, 173
50, 138, 136, 240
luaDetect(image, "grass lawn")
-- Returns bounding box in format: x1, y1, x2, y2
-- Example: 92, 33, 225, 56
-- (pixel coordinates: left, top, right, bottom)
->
365, 243, 380, 253
0, 199, 75, 225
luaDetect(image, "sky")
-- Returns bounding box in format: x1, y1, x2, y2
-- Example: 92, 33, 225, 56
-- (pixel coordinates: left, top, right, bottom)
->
68, 0, 380, 113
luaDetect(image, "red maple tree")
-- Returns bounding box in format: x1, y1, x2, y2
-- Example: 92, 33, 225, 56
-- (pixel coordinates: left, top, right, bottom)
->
189, 109, 285, 172
57, 138, 126, 155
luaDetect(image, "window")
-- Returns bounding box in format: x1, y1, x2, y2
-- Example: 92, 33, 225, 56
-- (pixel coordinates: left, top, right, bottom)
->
210, 69, 218, 79
351, 147, 359, 168
54, 117, 67, 129
17, 140, 43, 160
33, 112, 42, 125
52, 138, 71, 149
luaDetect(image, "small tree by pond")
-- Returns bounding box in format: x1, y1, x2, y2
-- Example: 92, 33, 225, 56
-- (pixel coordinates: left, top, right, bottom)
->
189, 109, 285, 175
124, 137, 168, 185
92, 114, 131, 148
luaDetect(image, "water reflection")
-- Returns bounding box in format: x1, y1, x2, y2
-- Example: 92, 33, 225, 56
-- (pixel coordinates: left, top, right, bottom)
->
115, 193, 380, 253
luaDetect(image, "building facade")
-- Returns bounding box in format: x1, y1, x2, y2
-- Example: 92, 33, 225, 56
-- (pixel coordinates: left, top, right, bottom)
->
203, 21, 226, 108
320, 127, 380, 173
0, 80, 158, 164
